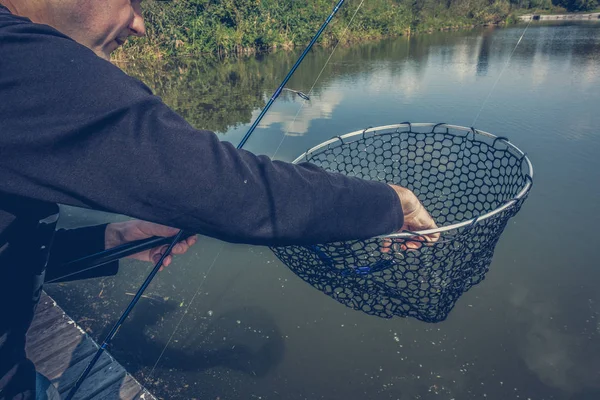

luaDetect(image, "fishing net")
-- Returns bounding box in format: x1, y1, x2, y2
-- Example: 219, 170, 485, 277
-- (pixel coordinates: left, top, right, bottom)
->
270, 123, 533, 323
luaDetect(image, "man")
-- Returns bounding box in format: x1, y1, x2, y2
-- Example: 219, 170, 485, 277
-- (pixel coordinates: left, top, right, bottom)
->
0, 0, 438, 398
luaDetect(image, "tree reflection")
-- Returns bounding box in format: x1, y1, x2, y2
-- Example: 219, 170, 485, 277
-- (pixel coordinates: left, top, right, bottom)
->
114, 39, 430, 134
115, 25, 600, 137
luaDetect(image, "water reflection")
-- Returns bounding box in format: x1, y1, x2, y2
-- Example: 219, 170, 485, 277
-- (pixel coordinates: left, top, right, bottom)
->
255, 90, 344, 136
118, 22, 599, 141
111, 301, 284, 377
476, 28, 493, 76
510, 285, 600, 395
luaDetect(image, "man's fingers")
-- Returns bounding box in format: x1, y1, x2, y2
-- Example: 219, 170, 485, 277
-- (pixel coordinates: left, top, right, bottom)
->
119, 222, 198, 267
148, 237, 194, 266
185, 235, 197, 247
148, 245, 168, 263
380, 238, 418, 252
380, 233, 441, 253
152, 253, 172, 266
157, 235, 196, 255
405, 241, 422, 250
426, 232, 441, 242
159, 244, 170, 255
172, 243, 185, 255
381, 238, 392, 254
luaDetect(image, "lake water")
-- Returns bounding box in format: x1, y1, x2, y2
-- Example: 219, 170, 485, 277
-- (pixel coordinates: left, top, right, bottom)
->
47, 21, 600, 400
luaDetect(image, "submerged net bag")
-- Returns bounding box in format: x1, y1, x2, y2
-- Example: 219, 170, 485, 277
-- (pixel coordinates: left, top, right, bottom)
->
270, 123, 533, 323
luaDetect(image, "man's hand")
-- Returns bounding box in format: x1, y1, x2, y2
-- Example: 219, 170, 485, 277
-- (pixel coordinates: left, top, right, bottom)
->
104, 220, 197, 268
384, 184, 440, 251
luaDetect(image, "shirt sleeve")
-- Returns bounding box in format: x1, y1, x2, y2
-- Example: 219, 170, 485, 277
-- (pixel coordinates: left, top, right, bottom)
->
45, 224, 119, 283
0, 16, 404, 246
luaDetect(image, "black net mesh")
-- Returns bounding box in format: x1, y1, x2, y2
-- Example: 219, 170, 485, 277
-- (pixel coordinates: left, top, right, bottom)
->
270, 123, 532, 323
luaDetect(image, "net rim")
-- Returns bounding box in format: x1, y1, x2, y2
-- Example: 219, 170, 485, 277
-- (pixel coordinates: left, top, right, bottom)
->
292, 122, 534, 239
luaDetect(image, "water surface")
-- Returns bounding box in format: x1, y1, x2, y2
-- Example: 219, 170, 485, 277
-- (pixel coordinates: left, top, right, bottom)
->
48, 22, 600, 400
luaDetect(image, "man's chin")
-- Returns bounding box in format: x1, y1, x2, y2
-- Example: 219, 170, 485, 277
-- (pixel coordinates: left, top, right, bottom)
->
97, 51, 111, 61
96, 41, 121, 60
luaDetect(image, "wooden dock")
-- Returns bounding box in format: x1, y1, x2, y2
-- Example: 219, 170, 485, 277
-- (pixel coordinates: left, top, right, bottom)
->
519, 12, 600, 21
26, 292, 156, 400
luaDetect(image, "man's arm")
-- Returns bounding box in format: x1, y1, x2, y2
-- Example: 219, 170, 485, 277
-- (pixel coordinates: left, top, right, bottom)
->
0, 15, 404, 246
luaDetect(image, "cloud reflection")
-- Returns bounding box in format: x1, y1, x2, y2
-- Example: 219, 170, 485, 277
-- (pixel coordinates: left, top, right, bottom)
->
510, 286, 600, 394
254, 90, 345, 135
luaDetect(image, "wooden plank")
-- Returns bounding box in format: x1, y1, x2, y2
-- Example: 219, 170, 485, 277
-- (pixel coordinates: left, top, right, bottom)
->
92, 376, 146, 400
28, 327, 87, 371
119, 377, 147, 400
33, 338, 97, 381
35, 296, 58, 313
28, 304, 63, 331
27, 313, 73, 348
131, 389, 154, 400
60, 361, 127, 400
27, 321, 81, 362
26, 292, 156, 400
53, 352, 114, 394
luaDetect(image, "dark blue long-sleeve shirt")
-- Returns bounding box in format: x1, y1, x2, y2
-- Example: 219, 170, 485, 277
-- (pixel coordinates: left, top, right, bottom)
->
0, 6, 403, 247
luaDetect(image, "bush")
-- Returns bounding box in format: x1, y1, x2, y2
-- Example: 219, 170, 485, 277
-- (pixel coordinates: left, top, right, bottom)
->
115, 0, 566, 60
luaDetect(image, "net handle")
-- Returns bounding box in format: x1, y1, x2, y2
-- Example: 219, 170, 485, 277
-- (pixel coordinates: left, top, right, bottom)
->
295, 123, 534, 239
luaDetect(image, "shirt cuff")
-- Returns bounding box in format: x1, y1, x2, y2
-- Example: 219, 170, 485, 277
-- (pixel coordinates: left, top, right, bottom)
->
45, 224, 119, 283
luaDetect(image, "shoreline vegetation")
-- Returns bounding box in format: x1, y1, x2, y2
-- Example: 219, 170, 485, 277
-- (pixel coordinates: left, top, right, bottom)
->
113, 0, 600, 61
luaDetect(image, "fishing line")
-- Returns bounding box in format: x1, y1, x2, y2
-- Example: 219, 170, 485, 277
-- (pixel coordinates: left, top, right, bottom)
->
271, 0, 366, 160
471, 16, 535, 127
145, 244, 225, 383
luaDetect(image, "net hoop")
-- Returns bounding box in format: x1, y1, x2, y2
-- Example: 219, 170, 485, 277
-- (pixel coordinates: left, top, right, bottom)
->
293, 122, 534, 239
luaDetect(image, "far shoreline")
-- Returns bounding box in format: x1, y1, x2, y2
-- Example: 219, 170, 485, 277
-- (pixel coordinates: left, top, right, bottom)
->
112, 12, 599, 63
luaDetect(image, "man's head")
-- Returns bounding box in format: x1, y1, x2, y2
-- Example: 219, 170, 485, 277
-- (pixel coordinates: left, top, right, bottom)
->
1, 0, 146, 59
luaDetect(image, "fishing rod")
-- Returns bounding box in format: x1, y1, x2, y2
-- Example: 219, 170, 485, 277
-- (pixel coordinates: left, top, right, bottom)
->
65, 1, 348, 398
50, 232, 195, 283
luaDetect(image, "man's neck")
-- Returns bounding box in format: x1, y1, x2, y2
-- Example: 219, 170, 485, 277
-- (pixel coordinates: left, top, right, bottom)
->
0, 1, 52, 24
0, 1, 20, 14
